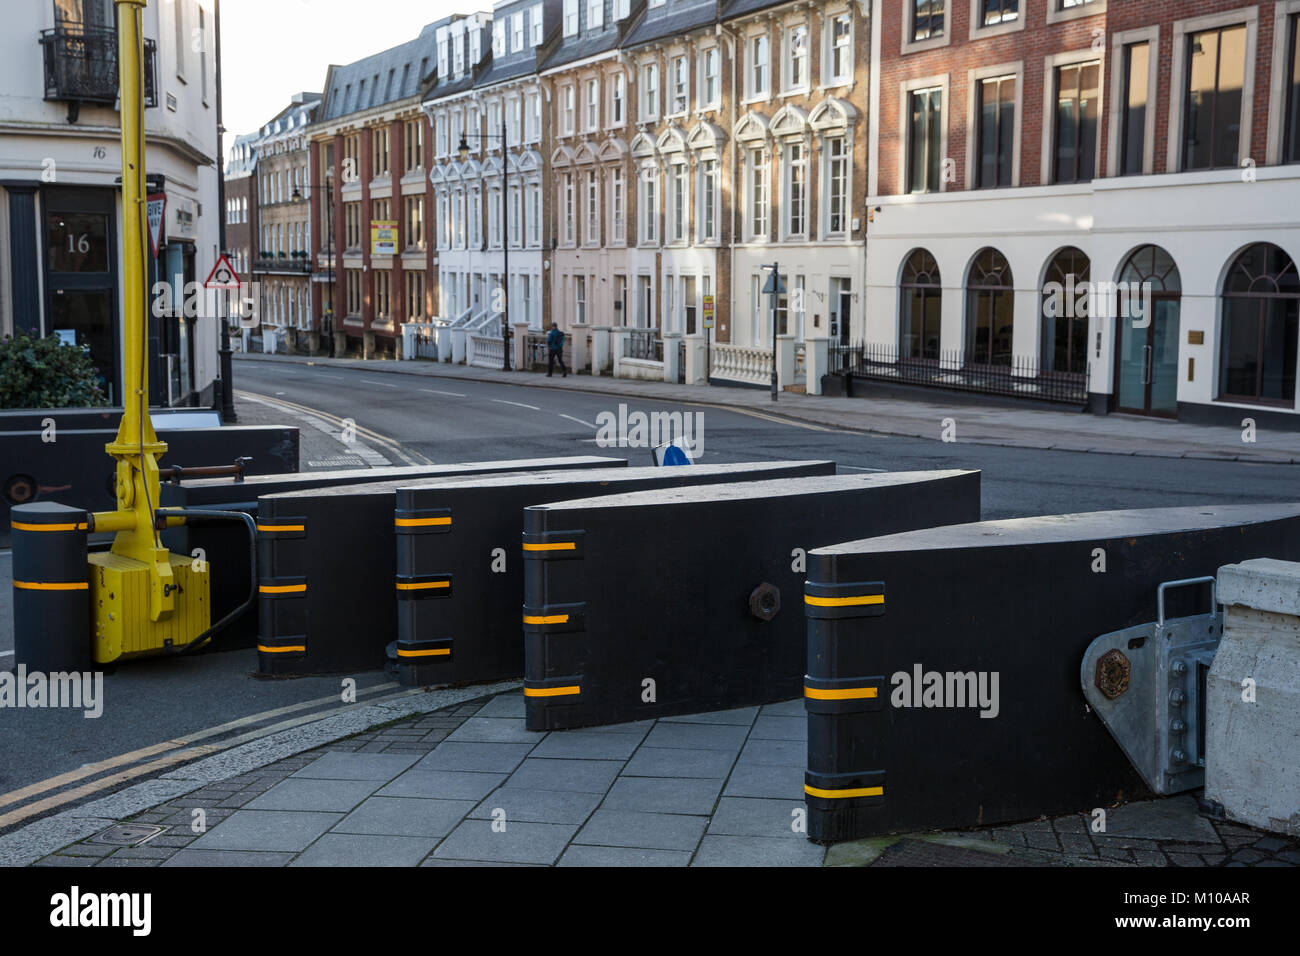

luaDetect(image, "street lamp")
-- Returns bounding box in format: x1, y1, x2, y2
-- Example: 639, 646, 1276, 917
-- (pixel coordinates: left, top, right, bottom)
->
293, 180, 335, 357
457, 109, 512, 372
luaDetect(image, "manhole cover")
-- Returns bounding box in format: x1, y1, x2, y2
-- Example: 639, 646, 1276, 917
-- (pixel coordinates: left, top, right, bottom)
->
90, 824, 168, 847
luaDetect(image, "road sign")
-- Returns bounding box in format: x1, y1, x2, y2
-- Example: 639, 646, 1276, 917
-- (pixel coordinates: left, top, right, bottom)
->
652, 438, 695, 467
761, 271, 787, 295
146, 192, 166, 258
702, 294, 715, 329
204, 254, 241, 290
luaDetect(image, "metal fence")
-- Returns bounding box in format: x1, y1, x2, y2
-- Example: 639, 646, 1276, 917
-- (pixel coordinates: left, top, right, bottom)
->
625, 329, 663, 362
411, 328, 439, 360
829, 342, 1088, 406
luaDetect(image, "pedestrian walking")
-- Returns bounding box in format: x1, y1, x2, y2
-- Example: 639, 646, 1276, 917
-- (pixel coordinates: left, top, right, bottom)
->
547, 322, 567, 377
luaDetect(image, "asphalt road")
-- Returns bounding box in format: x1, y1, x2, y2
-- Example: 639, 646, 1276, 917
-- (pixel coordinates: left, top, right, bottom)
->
2, 359, 1297, 832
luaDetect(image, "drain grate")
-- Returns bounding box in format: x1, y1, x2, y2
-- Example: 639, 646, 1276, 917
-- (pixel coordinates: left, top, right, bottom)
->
90, 824, 168, 847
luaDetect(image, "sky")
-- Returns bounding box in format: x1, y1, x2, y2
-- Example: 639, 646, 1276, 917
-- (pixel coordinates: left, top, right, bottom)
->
218, 0, 468, 156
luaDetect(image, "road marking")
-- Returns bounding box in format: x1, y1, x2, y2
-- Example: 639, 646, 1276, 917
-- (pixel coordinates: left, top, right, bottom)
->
0, 682, 400, 813
360, 379, 398, 388
0, 684, 420, 830
491, 399, 540, 411
420, 388, 468, 398
558, 414, 597, 429
236, 390, 433, 467
0, 651, 13, 658
839, 465, 887, 472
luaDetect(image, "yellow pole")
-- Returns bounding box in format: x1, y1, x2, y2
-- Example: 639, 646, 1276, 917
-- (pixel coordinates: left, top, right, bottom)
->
99, 0, 174, 621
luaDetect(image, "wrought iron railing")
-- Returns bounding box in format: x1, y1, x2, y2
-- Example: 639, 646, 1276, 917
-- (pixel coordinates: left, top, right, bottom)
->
829, 342, 1088, 406
40, 24, 158, 111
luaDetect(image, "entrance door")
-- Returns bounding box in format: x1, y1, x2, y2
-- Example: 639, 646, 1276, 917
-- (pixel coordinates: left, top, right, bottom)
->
829, 277, 852, 345
1116, 296, 1180, 415
684, 276, 697, 335
43, 187, 118, 403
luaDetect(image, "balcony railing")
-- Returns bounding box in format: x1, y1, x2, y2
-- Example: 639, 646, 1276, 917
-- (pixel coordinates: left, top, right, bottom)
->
254, 256, 313, 274
40, 24, 158, 119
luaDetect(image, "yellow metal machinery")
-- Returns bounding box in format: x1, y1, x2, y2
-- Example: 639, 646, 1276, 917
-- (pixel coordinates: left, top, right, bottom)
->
89, 0, 210, 662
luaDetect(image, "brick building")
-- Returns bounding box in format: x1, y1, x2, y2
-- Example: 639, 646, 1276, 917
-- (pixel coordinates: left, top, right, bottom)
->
863, 0, 1300, 426
310, 25, 438, 358
251, 93, 319, 352
223, 133, 257, 281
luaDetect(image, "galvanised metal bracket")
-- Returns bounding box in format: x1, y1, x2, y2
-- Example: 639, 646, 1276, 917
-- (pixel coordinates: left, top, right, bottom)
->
1080, 577, 1222, 795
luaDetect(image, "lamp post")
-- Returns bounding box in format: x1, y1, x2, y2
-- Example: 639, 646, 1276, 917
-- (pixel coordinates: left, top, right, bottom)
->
458, 108, 511, 372
292, 179, 335, 357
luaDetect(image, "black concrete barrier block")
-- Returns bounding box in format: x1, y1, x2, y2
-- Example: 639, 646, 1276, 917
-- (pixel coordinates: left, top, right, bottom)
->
162, 457, 622, 652
1, 425, 299, 535
803, 504, 1300, 844
11, 502, 90, 672
523, 471, 981, 731
391, 460, 837, 688
257, 457, 626, 674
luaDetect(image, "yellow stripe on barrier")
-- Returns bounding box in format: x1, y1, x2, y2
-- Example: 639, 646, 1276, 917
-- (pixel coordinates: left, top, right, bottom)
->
804, 686, 879, 700
523, 613, 570, 625
14, 580, 88, 591
394, 517, 451, 528
259, 584, 307, 594
257, 524, 305, 532
804, 784, 884, 799
258, 644, 306, 654
523, 685, 581, 698
395, 647, 451, 658
11, 522, 87, 533
522, 542, 576, 552
804, 594, 885, 608
395, 580, 450, 591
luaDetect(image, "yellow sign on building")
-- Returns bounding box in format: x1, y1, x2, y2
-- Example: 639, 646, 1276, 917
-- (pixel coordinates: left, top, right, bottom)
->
703, 294, 715, 329
371, 220, 398, 256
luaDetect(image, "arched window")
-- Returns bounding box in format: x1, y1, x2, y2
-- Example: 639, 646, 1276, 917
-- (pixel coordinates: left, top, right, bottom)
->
965, 248, 1013, 366
1041, 247, 1090, 375
899, 249, 941, 360
1116, 244, 1182, 415
1220, 243, 1300, 404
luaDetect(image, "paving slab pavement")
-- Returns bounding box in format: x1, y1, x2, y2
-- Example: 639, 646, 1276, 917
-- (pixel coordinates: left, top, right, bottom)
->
28, 689, 1300, 867
233, 352, 1300, 464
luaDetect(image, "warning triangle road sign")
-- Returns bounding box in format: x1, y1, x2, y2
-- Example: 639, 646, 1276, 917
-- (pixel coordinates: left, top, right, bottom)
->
204, 254, 242, 290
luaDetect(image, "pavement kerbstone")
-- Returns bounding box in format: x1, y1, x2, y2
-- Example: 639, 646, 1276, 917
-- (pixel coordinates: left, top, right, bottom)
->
290, 833, 438, 868
505, 758, 625, 794
433, 819, 579, 865
575, 809, 707, 852
622, 746, 737, 780
603, 776, 724, 816
707, 797, 807, 840
414, 742, 536, 773
332, 797, 478, 838
376, 769, 508, 801
187, 810, 345, 853
643, 722, 750, 752
467, 787, 603, 825
244, 778, 383, 813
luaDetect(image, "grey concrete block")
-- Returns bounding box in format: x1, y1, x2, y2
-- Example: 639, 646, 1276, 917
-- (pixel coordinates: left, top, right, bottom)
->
188, 811, 344, 852
506, 758, 624, 794
642, 722, 750, 752
290, 833, 437, 867
603, 776, 724, 816
692, 835, 826, 867
433, 819, 579, 865
446, 717, 546, 745
622, 747, 736, 780
737, 737, 805, 767
749, 715, 807, 741
332, 797, 477, 837
375, 770, 507, 801
722, 762, 805, 800
661, 706, 759, 726
558, 845, 691, 867
413, 742, 535, 773
1101, 797, 1221, 843
707, 797, 806, 840
468, 787, 603, 825
529, 731, 642, 761
162, 849, 297, 867
291, 752, 420, 781
245, 778, 382, 813
575, 809, 707, 851
474, 693, 527, 718
1217, 559, 1300, 616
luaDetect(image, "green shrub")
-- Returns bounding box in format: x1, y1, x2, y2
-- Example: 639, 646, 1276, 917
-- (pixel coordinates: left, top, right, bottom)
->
0, 330, 109, 409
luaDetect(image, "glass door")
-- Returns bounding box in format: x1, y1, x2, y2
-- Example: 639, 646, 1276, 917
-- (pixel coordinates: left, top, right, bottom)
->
1116, 296, 1180, 415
